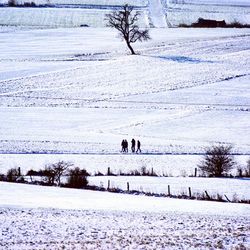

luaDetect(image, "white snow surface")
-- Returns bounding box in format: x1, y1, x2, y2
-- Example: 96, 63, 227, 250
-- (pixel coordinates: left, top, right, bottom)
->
0, 182, 249, 215
170, 0, 250, 6
0, 0, 250, 27
1, 207, 249, 250
0, 27, 249, 156
164, 0, 250, 26
0, 2, 250, 249
88, 176, 250, 200
0, 6, 250, 248
0, 182, 249, 249
149, 0, 167, 28
0, 0, 148, 5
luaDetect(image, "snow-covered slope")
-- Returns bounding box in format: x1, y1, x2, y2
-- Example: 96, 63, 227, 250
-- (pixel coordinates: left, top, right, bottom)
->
1, 182, 249, 215
163, 0, 250, 26
0, 182, 249, 249
0, 0, 149, 27
149, 0, 167, 28
0, 0, 250, 27
0, 3, 249, 249
0, 0, 148, 5
173, 0, 250, 6
0, 27, 249, 156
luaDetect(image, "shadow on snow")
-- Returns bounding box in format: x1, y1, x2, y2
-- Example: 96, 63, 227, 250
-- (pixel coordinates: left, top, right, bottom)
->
150, 55, 214, 64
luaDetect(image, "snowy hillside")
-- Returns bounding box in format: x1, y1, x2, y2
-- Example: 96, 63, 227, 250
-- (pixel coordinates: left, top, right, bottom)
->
0, 182, 249, 249
163, 0, 250, 26
0, 27, 249, 157
0, 0, 149, 27
0, 0, 147, 5
0, 0, 250, 27
1, 182, 249, 215
0, 1, 250, 249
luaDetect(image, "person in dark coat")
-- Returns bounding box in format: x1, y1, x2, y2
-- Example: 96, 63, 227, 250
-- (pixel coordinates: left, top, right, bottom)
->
121, 139, 125, 152
131, 138, 135, 153
136, 140, 141, 153
124, 139, 128, 152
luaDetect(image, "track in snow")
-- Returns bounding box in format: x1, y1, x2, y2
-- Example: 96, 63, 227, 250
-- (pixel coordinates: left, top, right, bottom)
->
149, 0, 168, 27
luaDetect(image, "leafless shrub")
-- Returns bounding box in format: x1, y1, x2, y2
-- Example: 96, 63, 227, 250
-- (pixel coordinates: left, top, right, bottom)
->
8, 0, 17, 7
66, 167, 89, 188
42, 161, 73, 186
6, 167, 22, 182
198, 145, 236, 177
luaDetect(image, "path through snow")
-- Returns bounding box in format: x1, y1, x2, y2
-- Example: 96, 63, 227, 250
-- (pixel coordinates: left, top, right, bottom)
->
149, 0, 167, 27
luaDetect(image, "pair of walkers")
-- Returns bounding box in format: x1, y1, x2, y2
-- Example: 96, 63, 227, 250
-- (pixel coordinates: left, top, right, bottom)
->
121, 138, 141, 153
121, 139, 128, 152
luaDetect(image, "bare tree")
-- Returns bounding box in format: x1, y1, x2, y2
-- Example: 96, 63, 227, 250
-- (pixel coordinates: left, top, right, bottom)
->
43, 161, 73, 186
198, 145, 235, 177
42, 166, 56, 185
105, 4, 151, 55
52, 161, 73, 186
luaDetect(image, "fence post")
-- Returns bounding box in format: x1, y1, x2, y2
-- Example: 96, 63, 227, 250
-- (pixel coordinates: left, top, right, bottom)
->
188, 187, 192, 198
127, 182, 130, 192
18, 167, 21, 176
194, 168, 197, 177
205, 190, 210, 200
107, 167, 110, 176
224, 194, 231, 202
108, 180, 110, 190
168, 185, 171, 196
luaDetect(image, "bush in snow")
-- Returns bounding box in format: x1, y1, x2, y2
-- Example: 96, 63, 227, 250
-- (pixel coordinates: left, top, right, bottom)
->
8, 0, 37, 7
43, 161, 73, 186
108, 167, 158, 176
66, 167, 89, 188
0, 173, 6, 181
6, 167, 23, 182
23, 2, 36, 7
198, 145, 235, 177
39, 166, 56, 185
245, 158, 250, 177
8, 0, 17, 6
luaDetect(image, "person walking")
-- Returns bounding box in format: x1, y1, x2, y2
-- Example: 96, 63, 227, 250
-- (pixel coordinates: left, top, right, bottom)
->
124, 139, 128, 153
136, 140, 141, 153
131, 138, 135, 153
121, 139, 125, 152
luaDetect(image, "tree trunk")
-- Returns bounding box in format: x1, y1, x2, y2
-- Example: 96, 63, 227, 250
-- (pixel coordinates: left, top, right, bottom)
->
126, 40, 135, 55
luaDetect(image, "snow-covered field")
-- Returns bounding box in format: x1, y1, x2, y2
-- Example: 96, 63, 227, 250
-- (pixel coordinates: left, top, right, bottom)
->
0, 1, 250, 248
0, 0, 250, 27
1, 206, 249, 249
0, 27, 249, 156
164, 0, 250, 26
1, 154, 249, 176
0, 28, 249, 201
0, 0, 149, 27
0, 8, 149, 27
0, 0, 148, 6
0, 182, 249, 249
88, 176, 250, 200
